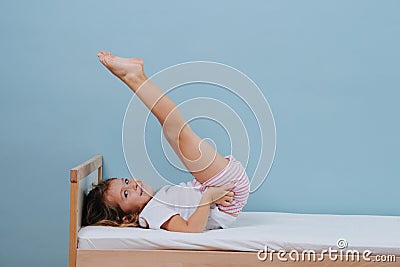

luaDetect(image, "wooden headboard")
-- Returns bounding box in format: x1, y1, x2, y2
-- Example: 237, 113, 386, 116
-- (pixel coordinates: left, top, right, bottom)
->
69, 155, 103, 267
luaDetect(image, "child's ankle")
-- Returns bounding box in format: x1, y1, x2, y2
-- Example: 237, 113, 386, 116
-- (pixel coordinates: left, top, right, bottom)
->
123, 73, 148, 89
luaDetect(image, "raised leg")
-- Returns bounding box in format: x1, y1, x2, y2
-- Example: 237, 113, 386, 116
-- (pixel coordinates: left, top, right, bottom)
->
97, 51, 228, 184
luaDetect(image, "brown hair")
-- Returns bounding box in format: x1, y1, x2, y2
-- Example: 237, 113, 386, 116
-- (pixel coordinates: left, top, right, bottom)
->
82, 178, 142, 227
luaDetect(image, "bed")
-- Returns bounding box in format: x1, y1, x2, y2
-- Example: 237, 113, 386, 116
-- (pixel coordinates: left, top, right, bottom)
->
69, 155, 400, 267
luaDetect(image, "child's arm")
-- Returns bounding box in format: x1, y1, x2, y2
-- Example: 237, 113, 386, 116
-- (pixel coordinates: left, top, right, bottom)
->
161, 183, 235, 233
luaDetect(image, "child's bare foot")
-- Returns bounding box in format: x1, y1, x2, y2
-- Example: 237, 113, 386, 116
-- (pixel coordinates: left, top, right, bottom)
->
97, 50, 147, 85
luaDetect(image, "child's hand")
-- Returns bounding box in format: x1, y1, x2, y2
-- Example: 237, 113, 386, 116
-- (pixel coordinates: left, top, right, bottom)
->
214, 191, 234, 206
204, 183, 235, 205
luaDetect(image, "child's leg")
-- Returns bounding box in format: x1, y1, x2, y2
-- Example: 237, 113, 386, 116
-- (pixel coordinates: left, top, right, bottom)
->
97, 51, 229, 184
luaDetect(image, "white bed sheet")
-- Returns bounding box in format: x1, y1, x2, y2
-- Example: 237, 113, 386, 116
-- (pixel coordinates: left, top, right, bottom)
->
78, 211, 400, 255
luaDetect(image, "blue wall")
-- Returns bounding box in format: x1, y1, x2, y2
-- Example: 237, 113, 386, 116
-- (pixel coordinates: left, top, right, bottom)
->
1, 0, 399, 266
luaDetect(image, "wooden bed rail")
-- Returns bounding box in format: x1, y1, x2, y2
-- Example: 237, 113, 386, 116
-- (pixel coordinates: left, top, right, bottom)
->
70, 154, 103, 183
69, 155, 103, 267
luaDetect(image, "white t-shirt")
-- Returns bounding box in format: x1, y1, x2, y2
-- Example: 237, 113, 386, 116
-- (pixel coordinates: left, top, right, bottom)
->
138, 180, 236, 230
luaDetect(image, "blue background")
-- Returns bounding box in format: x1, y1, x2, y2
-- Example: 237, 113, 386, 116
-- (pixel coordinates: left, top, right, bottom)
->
1, 0, 399, 266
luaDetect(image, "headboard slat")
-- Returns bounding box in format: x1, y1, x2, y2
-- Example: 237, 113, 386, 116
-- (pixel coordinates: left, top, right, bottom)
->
69, 155, 103, 267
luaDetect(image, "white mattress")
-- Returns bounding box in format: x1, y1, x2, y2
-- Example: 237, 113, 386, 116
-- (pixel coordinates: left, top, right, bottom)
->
78, 211, 400, 255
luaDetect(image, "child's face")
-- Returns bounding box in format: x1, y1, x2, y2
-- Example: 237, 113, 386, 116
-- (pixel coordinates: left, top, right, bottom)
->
105, 178, 153, 214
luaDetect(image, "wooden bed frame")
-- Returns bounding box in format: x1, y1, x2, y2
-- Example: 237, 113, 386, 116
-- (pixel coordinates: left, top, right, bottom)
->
69, 155, 399, 267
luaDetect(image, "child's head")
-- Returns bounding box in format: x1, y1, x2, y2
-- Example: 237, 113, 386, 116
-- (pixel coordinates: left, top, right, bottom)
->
83, 178, 153, 227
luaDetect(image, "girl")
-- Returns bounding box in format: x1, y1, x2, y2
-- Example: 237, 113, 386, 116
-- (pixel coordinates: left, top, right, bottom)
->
84, 51, 250, 233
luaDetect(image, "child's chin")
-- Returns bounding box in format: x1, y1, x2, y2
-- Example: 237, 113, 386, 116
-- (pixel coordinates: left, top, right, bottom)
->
149, 187, 155, 196
144, 185, 154, 196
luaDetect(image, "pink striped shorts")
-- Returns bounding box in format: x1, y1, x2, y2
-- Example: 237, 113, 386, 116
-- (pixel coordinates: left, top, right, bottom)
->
193, 155, 250, 215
